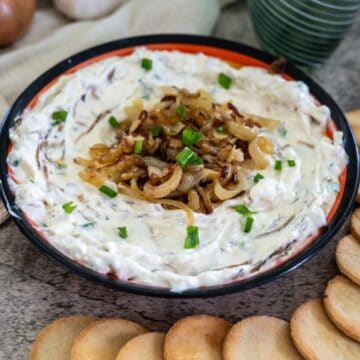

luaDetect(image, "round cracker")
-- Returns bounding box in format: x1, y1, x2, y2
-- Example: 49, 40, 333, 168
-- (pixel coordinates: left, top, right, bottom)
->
290, 299, 360, 360
71, 318, 147, 360
30, 316, 96, 360
336, 234, 360, 286
350, 208, 360, 242
223, 316, 302, 360
115, 332, 165, 360
164, 314, 231, 360
324, 275, 360, 341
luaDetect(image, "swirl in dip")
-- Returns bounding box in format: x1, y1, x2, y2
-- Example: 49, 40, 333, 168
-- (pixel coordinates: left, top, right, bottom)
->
8, 48, 347, 291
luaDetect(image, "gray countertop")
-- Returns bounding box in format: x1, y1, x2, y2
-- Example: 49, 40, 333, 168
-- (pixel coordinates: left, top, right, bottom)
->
1, 2, 359, 359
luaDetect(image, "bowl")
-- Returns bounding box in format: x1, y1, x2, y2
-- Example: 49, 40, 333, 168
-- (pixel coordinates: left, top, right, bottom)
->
0, 34, 358, 298
248, 0, 360, 70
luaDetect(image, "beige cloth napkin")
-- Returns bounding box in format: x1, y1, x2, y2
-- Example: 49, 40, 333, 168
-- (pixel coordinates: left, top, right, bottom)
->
0, 0, 220, 105
0, 0, 223, 223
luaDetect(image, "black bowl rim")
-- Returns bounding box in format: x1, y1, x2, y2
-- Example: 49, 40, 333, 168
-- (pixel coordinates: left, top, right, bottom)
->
0, 34, 358, 298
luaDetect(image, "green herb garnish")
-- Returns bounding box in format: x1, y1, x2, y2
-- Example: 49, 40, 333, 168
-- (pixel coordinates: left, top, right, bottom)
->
141, 58, 152, 71
253, 173, 264, 184
99, 185, 117, 198
232, 204, 257, 216
108, 115, 119, 129
81, 222, 95, 229
278, 124, 287, 137
52, 110, 67, 125
181, 127, 203, 147
134, 139, 143, 154
216, 126, 225, 133
152, 125, 163, 137
118, 226, 128, 239
62, 201, 77, 214
184, 225, 200, 249
274, 160, 282, 171
287, 160, 296, 167
244, 216, 254, 233
176, 147, 204, 168
176, 103, 187, 119
218, 73, 232, 89
12, 160, 19, 167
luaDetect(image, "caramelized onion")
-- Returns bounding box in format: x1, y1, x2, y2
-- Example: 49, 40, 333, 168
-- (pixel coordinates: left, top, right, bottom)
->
248, 137, 269, 169
245, 113, 279, 130
78, 87, 278, 219
214, 181, 243, 200
143, 165, 183, 198
226, 121, 257, 141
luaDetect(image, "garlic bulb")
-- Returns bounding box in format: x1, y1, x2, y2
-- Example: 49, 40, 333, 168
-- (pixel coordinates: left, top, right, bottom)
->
53, 0, 125, 20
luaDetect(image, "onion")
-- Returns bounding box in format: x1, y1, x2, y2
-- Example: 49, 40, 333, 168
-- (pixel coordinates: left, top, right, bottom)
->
188, 189, 200, 211
0, 0, 35, 45
245, 113, 279, 130
257, 136, 274, 154
226, 121, 257, 141
143, 165, 183, 198
143, 156, 167, 169
177, 171, 204, 192
214, 181, 243, 200
248, 137, 269, 169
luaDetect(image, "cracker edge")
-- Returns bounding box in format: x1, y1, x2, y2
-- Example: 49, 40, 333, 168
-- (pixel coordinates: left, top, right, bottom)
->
164, 314, 231, 359
29, 315, 96, 360
324, 275, 360, 342
336, 235, 360, 286
70, 318, 147, 360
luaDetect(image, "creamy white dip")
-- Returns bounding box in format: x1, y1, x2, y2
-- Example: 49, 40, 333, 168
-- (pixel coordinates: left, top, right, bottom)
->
8, 48, 348, 291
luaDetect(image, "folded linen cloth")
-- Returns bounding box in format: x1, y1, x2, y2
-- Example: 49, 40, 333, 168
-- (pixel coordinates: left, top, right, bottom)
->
0, 0, 220, 106
0, 0, 227, 223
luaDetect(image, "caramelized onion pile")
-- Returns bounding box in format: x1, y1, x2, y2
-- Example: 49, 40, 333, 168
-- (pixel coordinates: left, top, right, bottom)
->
76, 88, 278, 224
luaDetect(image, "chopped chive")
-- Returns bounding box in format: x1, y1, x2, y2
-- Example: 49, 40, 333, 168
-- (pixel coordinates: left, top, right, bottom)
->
108, 115, 119, 129
176, 103, 187, 120
278, 123, 287, 137
274, 160, 282, 171
81, 222, 95, 229
218, 73, 232, 89
99, 185, 117, 198
30, 179, 35, 184
216, 126, 225, 133
176, 146, 204, 168
118, 226, 128, 239
244, 216, 254, 233
184, 225, 200, 249
181, 127, 203, 147
51, 110, 67, 125
232, 204, 257, 216
134, 139, 143, 154
12, 160, 19, 167
253, 173, 264, 184
141, 58, 152, 71
62, 201, 77, 214
152, 125, 163, 137
287, 159, 296, 167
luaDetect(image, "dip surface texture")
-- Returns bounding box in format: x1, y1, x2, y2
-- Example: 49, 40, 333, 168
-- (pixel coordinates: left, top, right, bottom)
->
8, 49, 347, 291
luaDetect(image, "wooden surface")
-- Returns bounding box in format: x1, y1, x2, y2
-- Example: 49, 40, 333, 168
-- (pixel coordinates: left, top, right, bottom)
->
0, 2, 359, 359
